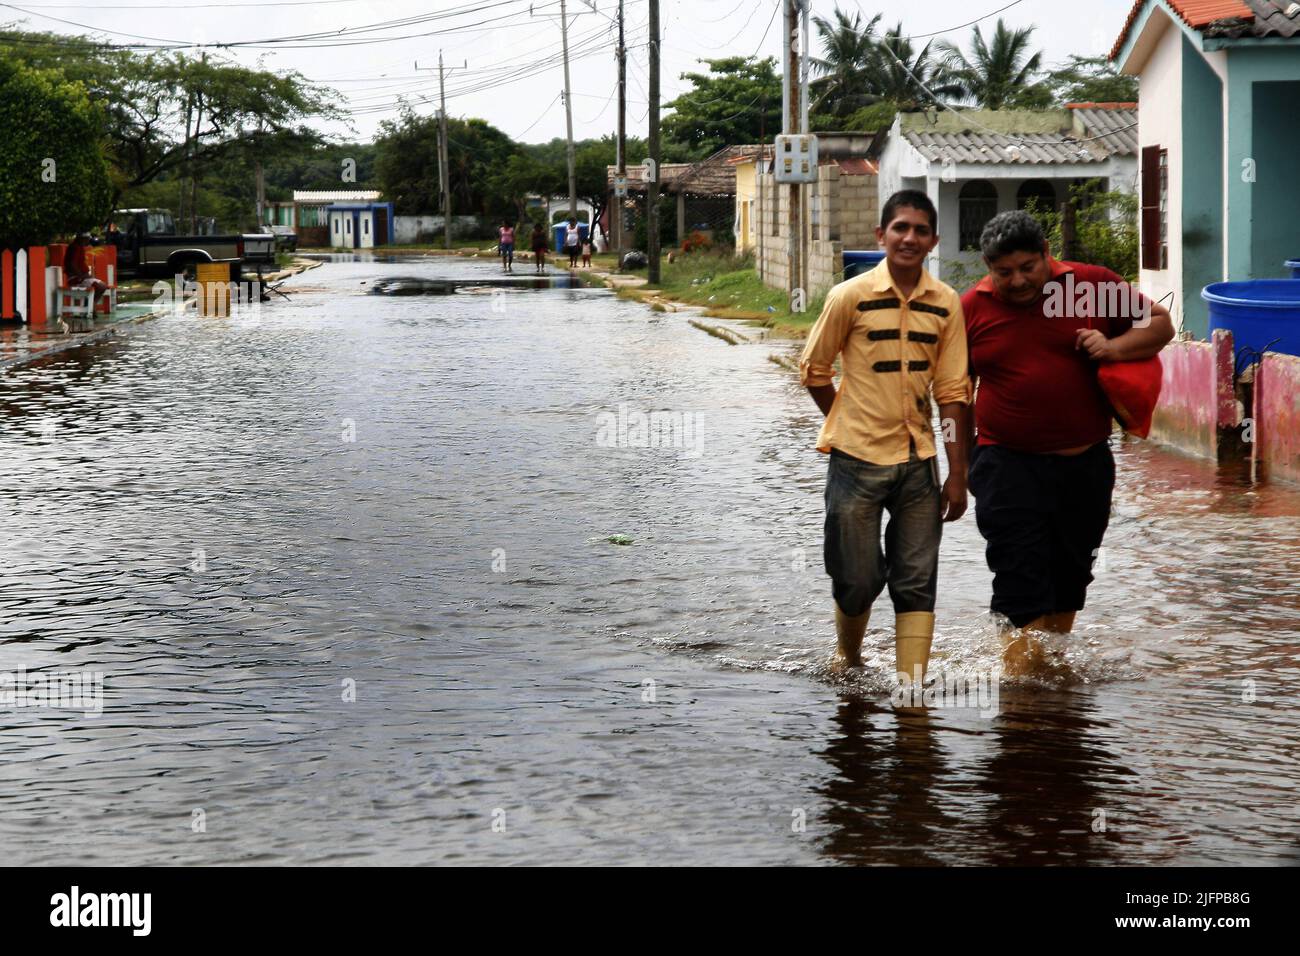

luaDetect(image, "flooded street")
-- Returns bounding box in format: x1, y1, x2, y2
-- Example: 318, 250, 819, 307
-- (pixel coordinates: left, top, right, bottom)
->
2, 254, 1298, 865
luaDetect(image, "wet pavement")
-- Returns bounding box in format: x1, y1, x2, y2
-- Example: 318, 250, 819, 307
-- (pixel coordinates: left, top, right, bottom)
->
1, 253, 1298, 865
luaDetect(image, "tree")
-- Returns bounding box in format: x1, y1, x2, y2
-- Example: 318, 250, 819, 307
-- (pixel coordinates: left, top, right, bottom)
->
0, 58, 112, 247
375, 107, 518, 218
1045, 56, 1139, 105
0, 30, 343, 215
935, 19, 1050, 110
809, 8, 882, 122
869, 22, 964, 109
662, 57, 782, 160
487, 153, 562, 225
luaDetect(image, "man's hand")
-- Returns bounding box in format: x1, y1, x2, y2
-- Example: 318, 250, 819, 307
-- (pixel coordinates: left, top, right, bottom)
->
940, 474, 967, 522
1075, 328, 1117, 361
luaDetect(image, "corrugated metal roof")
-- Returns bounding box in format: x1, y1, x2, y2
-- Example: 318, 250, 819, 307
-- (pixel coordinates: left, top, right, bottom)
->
293, 190, 382, 203
900, 108, 1137, 166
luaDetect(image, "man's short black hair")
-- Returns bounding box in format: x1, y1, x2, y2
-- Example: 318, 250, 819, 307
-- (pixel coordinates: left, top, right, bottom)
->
980, 210, 1047, 261
880, 189, 938, 233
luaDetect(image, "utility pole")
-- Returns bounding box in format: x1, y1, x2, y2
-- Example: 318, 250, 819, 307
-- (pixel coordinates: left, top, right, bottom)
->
615, 0, 626, 257
647, 0, 661, 283
439, 52, 451, 250
784, 0, 800, 301
560, 0, 578, 219
418, 55, 465, 249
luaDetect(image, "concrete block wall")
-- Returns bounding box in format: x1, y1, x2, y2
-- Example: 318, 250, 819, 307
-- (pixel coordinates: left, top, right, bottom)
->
754, 165, 878, 299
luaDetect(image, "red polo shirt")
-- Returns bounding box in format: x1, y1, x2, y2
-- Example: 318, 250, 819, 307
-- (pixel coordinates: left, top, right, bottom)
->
963, 259, 1147, 453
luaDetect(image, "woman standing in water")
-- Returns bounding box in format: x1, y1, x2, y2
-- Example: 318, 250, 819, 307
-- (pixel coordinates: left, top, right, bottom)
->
564, 218, 581, 268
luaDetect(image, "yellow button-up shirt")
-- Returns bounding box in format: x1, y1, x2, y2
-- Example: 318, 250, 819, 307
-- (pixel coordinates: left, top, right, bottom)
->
799, 260, 970, 465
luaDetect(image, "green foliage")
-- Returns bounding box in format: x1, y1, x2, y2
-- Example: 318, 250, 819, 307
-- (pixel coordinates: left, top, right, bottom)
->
934, 18, 1050, 109
662, 57, 782, 160
0, 29, 341, 233
810, 14, 961, 127
375, 109, 518, 217
264, 142, 379, 198
1024, 182, 1140, 281
1044, 56, 1139, 105
0, 58, 112, 247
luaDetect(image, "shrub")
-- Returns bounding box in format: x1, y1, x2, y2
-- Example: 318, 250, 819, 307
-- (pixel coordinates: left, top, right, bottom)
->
681, 230, 711, 254
1024, 181, 1139, 282
0, 59, 112, 247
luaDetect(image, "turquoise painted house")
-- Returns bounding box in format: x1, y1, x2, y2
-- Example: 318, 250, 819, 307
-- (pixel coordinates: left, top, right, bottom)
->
1111, 0, 1300, 337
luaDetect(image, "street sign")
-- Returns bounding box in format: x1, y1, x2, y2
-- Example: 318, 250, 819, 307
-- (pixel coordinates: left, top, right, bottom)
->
613, 174, 628, 197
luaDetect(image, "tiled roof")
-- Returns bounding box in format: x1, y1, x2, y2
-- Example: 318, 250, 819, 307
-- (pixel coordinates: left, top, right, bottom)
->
609, 145, 757, 195
1109, 0, 1299, 60
1066, 105, 1140, 155
899, 108, 1137, 165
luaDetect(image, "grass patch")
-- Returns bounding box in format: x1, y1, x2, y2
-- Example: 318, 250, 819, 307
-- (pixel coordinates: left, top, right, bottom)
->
626, 250, 824, 337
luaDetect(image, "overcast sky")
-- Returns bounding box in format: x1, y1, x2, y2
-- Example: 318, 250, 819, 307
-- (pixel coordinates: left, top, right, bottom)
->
4, 0, 1141, 145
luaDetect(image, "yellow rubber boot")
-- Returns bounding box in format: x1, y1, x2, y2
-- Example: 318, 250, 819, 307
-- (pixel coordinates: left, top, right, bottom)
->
833, 605, 870, 670
895, 611, 935, 685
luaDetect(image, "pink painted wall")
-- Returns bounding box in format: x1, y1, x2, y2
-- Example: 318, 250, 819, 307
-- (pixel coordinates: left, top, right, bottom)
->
1149, 333, 1232, 458
1257, 351, 1300, 484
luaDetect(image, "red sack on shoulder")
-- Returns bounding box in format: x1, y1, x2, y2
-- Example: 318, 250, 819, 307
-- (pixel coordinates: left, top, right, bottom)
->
1098, 355, 1163, 438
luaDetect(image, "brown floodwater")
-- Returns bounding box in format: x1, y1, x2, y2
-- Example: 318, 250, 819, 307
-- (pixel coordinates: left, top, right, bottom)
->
0, 253, 1297, 865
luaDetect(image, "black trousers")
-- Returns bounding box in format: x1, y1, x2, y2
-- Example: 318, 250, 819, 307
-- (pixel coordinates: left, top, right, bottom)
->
967, 441, 1115, 628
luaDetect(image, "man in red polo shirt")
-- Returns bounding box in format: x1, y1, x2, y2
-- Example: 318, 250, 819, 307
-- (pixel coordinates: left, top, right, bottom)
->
962, 211, 1174, 674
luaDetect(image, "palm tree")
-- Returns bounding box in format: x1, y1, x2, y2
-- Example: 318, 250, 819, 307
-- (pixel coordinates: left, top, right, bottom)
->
934, 18, 1047, 110
809, 7, 882, 121
870, 22, 964, 108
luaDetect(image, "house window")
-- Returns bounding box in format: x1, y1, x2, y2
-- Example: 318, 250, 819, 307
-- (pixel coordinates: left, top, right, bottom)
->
363, 218, 369, 235
1016, 179, 1057, 213
1158, 152, 1168, 270
1141, 145, 1168, 271
959, 180, 998, 251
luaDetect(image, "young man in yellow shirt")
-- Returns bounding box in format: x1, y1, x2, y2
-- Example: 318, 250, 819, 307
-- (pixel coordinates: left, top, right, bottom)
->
799, 190, 971, 684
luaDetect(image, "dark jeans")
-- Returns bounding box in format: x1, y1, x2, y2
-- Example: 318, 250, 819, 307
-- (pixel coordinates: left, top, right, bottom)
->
968, 441, 1114, 628
823, 448, 942, 617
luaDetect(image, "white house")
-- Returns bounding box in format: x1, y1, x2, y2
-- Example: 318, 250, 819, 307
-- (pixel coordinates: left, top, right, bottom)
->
871, 105, 1139, 285
1110, 0, 1300, 336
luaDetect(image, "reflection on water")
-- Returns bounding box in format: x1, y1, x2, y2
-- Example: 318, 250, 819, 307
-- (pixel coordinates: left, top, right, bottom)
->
1, 255, 1298, 865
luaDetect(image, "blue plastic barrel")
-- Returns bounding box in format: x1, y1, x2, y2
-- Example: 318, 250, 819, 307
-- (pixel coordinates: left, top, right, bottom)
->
552, 222, 589, 253
1202, 279, 1300, 359
843, 249, 886, 280
1286, 259, 1300, 279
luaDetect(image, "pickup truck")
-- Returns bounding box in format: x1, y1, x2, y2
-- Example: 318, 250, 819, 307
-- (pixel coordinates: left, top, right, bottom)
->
110, 208, 275, 279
